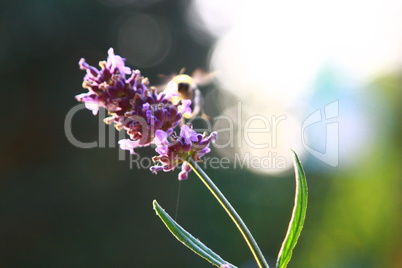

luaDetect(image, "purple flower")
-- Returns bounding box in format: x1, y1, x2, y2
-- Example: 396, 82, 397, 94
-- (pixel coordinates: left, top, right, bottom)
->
116, 93, 188, 153
118, 139, 141, 155
76, 48, 192, 154
150, 124, 217, 180
76, 48, 148, 116
179, 99, 192, 118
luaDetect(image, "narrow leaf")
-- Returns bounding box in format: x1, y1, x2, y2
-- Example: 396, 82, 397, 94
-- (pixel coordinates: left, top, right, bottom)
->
153, 200, 237, 268
276, 150, 308, 268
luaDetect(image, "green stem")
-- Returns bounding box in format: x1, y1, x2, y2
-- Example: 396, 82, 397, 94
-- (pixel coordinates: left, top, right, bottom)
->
187, 158, 270, 268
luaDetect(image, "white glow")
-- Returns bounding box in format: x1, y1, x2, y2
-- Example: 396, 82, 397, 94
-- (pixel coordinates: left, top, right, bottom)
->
185, 0, 237, 42
189, 0, 402, 174
204, 0, 402, 83
210, 26, 322, 104
213, 101, 306, 175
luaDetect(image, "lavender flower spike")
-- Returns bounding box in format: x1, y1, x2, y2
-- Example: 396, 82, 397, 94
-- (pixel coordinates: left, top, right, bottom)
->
150, 124, 217, 180
76, 48, 143, 116
76, 48, 192, 155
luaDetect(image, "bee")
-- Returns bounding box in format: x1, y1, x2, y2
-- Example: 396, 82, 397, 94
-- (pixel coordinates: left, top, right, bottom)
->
160, 68, 217, 120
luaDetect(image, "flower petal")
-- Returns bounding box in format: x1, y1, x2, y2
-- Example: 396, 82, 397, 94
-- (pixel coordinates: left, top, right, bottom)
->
118, 139, 140, 154
107, 47, 131, 76
154, 130, 168, 145
180, 99, 192, 118
180, 125, 198, 143
178, 162, 192, 180
150, 165, 163, 174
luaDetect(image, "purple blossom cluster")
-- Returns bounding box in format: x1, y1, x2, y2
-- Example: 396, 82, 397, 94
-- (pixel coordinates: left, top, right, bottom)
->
76, 48, 216, 179
76, 48, 138, 116
151, 125, 217, 180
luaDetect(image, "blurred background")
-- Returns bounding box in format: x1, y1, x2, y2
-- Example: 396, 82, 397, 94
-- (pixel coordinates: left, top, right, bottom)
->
0, 0, 401, 267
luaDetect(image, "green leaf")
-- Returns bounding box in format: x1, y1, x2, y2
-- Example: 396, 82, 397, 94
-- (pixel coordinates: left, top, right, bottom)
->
153, 200, 237, 268
276, 150, 308, 268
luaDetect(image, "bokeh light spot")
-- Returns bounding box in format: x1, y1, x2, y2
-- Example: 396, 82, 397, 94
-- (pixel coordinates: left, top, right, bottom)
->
117, 13, 171, 68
